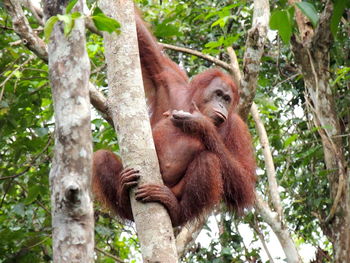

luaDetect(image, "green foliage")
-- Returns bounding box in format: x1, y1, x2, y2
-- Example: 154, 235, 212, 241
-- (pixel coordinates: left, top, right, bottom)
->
92, 7, 121, 34
65, 0, 78, 14
330, 0, 349, 37
44, 0, 81, 42
270, 8, 294, 44
295, 1, 319, 27
44, 2, 120, 43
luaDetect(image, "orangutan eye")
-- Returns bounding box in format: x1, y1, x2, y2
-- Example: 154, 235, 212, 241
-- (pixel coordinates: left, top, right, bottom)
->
224, 95, 231, 102
215, 90, 223, 97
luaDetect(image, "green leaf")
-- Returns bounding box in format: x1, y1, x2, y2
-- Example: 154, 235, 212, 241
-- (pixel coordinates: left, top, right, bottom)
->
331, 0, 347, 37
71, 12, 81, 19
66, 0, 78, 14
270, 10, 293, 44
34, 127, 49, 137
93, 6, 103, 16
284, 134, 298, 148
154, 23, 182, 38
24, 185, 41, 204
92, 13, 120, 34
44, 16, 59, 43
58, 14, 74, 36
211, 16, 231, 28
296, 2, 319, 27
57, 14, 71, 24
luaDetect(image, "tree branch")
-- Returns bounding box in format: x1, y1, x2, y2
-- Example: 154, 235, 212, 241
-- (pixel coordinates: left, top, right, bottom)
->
176, 214, 208, 258
94, 247, 124, 263
238, 0, 270, 120
4, 0, 48, 61
160, 43, 233, 72
251, 103, 283, 219
21, 0, 44, 26
4, 0, 110, 122
255, 196, 302, 263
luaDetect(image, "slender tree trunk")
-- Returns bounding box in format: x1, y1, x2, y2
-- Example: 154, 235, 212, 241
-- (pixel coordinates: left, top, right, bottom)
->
43, 0, 94, 262
290, 1, 350, 262
237, 0, 270, 120
99, 0, 178, 262
252, 104, 302, 263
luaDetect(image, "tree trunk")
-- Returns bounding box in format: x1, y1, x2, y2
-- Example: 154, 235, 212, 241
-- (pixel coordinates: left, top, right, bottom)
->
290, 1, 350, 262
43, 0, 94, 262
99, 0, 178, 262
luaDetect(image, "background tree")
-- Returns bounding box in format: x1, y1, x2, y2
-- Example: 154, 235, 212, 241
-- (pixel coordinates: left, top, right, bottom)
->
0, 0, 349, 262
42, 0, 95, 262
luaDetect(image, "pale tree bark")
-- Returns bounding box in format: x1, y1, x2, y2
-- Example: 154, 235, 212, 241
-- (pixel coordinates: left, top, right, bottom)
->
99, 0, 178, 262
43, 0, 94, 262
176, 214, 208, 258
289, 1, 350, 262
238, 0, 270, 120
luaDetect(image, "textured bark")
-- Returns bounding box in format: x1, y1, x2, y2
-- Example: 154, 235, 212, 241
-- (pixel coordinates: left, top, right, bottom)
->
43, 0, 94, 262
237, 0, 270, 120
100, 0, 178, 262
290, 1, 350, 262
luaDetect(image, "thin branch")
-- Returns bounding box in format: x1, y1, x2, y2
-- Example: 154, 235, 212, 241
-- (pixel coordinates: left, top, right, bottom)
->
176, 214, 208, 258
251, 103, 283, 219
4, 0, 48, 61
0, 55, 34, 101
21, 0, 44, 26
0, 135, 53, 181
4, 0, 110, 121
160, 43, 232, 72
226, 46, 242, 87
304, 95, 346, 224
94, 247, 125, 263
272, 73, 300, 88
89, 83, 113, 126
83, 15, 233, 72
254, 195, 302, 263
250, 221, 275, 263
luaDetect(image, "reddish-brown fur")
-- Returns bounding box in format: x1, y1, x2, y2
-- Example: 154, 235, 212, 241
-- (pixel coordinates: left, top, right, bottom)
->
92, 14, 256, 227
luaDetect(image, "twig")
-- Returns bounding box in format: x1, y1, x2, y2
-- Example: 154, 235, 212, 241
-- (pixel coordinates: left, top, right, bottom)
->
0, 134, 53, 180
250, 220, 275, 263
4, 0, 48, 61
160, 42, 232, 72
4, 0, 110, 120
94, 247, 125, 263
21, 0, 44, 26
0, 55, 34, 101
272, 73, 300, 88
